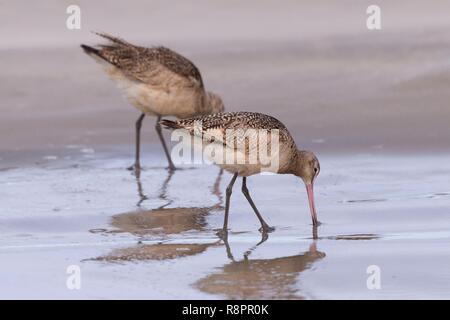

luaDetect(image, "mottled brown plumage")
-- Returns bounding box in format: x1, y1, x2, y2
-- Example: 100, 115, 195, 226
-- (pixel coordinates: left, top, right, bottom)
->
168, 111, 293, 141
161, 111, 297, 174
91, 33, 204, 88
161, 111, 321, 231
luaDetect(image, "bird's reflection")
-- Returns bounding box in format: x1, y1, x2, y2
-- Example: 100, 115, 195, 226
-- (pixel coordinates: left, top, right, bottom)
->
134, 169, 148, 207
111, 168, 223, 236
92, 242, 221, 262
90, 169, 224, 262
110, 206, 212, 236
92, 167, 329, 292
195, 227, 325, 299
134, 168, 175, 207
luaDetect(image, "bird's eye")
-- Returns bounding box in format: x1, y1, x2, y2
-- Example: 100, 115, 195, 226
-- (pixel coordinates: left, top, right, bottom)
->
314, 168, 319, 173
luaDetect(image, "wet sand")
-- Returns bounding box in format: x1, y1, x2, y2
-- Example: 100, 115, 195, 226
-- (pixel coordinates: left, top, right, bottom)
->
1, 152, 450, 299
1, 0, 450, 299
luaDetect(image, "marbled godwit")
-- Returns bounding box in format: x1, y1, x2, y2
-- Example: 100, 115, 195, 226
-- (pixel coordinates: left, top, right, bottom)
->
161, 111, 321, 233
81, 33, 224, 171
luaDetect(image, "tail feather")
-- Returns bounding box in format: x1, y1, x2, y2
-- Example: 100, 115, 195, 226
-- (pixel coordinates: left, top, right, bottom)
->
80, 44, 107, 61
160, 119, 182, 130
92, 32, 131, 47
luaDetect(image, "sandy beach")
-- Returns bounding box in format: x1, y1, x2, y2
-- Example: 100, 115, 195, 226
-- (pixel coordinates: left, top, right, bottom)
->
1, 0, 450, 299
1, 153, 450, 299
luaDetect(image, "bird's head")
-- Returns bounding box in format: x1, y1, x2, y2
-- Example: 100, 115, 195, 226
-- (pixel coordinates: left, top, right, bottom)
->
292, 150, 320, 226
205, 91, 225, 114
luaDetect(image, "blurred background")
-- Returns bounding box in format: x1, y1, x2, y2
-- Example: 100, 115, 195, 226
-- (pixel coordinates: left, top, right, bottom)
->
2, 1, 450, 300
1, 0, 450, 163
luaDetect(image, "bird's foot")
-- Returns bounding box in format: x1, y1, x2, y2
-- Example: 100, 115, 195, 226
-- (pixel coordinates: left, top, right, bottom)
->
259, 224, 275, 233
216, 228, 229, 240
136, 195, 148, 207
166, 164, 177, 172
313, 220, 322, 227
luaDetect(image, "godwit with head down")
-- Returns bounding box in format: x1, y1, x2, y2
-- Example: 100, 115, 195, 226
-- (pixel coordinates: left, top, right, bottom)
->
81, 33, 224, 171
161, 111, 320, 234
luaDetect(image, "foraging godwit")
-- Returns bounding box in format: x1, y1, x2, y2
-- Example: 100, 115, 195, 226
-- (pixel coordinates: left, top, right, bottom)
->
161, 111, 321, 233
81, 33, 224, 171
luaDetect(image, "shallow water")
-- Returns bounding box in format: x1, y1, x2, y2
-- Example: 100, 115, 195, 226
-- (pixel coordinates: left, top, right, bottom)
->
2, 0, 450, 300
1, 149, 449, 299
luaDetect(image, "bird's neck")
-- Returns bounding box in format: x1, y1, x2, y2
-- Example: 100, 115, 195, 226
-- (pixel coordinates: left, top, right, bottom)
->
284, 149, 307, 176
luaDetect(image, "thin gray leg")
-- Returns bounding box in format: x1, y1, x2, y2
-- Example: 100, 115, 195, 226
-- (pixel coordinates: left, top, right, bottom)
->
155, 116, 176, 171
241, 177, 274, 233
128, 113, 145, 171
219, 173, 239, 236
